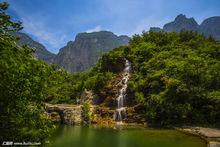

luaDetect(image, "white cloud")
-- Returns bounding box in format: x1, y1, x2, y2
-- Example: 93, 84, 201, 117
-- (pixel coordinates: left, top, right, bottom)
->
10, 7, 67, 53
86, 25, 102, 33
22, 17, 67, 53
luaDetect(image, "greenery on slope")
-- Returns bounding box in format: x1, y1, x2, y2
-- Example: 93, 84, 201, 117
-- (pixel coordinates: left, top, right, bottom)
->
103, 31, 220, 126
44, 66, 114, 104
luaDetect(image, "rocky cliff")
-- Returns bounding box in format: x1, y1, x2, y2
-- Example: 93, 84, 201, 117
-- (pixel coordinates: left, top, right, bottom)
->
12, 32, 56, 63
163, 14, 199, 32
12, 31, 130, 72
54, 31, 130, 72
151, 14, 220, 41
199, 16, 220, 40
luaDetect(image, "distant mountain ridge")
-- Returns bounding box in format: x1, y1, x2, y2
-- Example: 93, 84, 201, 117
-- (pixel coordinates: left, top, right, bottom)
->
14, 31, 130, 72
163, 14, 199, 32
150, 14, 220, 41
14, 14, 220, 72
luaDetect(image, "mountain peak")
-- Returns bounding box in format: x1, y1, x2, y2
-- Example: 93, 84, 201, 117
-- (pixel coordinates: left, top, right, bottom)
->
55, 31, 130, 72
175, 14, 197, 24
12, 32, 55, 63
201, 16, 220, 25
175, 14, 187, 21
200, 16, 220, 40
163, 14, 198, 32
150, 14, 220, 41
77, 31, 114, 37
75, 31, 116, 42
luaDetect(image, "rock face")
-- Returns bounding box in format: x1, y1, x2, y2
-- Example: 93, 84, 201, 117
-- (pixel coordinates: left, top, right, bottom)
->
80, 89, 94, 104
199, 16, 220, 40
163, 14, 199, 32
151, 14, 220, 41
124, 105, 146, 124
91, 60, 146, 125
98, 73, 124, 108
54, 31, 130, 72
93, 106, 115, 125
12, 32, 56, 63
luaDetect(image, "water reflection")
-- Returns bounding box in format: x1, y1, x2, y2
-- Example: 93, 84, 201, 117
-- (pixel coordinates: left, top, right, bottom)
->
47, 125, 206, 147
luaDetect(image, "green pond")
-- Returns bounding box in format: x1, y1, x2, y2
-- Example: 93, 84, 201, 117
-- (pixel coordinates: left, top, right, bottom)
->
47, 125, 206, 147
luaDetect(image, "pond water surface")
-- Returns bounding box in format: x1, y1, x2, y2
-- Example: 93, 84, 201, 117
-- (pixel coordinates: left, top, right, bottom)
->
47, 125, 206, 147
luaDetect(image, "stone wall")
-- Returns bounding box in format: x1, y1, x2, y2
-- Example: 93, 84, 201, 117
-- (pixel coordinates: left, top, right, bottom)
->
46, 104, 82, 125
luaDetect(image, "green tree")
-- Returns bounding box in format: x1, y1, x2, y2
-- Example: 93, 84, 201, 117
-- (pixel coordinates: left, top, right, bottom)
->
126, 31, 220, 126
0, 2, 53, 143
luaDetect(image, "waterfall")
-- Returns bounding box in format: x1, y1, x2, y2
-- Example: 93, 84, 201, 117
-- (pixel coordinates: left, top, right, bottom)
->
114, 59, 131, 124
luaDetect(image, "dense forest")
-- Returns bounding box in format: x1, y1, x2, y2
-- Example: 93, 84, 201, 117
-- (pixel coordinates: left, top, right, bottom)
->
0, 2, 219, 143
126, 31, 220, 125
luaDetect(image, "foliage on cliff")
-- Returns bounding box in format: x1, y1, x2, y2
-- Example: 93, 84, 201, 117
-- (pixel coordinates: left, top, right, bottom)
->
125, 31, 220, 126
44, 68, 114, 104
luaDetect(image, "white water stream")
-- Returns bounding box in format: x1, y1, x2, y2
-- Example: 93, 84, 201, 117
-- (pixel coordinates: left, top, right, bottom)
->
114, 59, 131, 124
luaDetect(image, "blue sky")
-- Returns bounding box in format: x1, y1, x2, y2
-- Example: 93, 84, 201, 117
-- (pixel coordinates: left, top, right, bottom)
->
3, 0, 220, 54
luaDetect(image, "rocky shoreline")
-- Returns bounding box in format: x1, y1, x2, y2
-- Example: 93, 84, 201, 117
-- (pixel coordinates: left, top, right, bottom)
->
177, 127, 220, 147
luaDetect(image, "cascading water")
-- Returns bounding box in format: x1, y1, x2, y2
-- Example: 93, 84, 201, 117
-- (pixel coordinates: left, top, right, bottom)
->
114, 59, 131, 124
